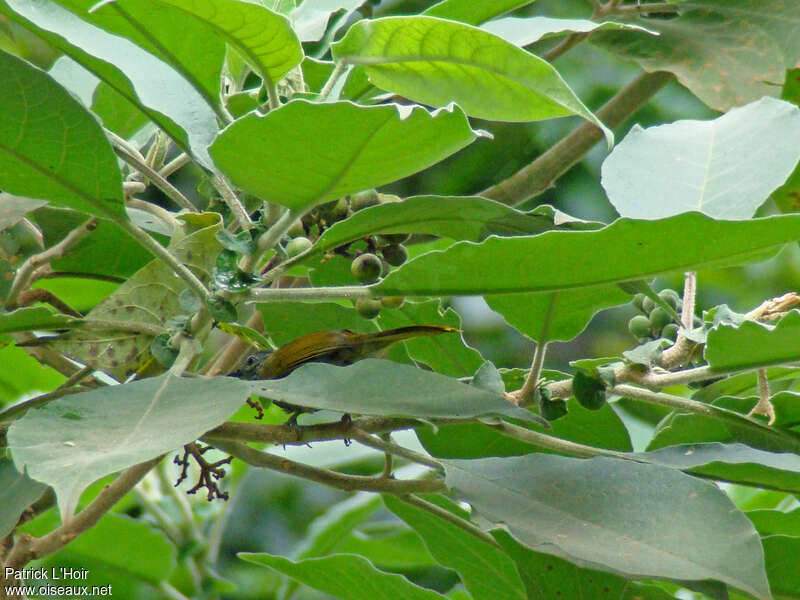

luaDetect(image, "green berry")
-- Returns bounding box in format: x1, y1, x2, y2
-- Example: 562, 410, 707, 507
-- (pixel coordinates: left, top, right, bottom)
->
628, 314, 651, 338
380, 296, 405, 309
649, 306, 671, 330
350, 253, 382, 283
355, 298, 382, 319
662, 323, 679, 341
285, 236, 312, 257
287, 219, 305, 238
350, 189, 380, 211
381, 244, 408, 267
642, 296, 656, 314
658, 288, 681, 309
632, 293, 646, 311
539, 397, 568, 421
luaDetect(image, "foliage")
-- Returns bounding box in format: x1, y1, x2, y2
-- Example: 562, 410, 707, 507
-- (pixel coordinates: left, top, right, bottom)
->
1, 0, 800, 599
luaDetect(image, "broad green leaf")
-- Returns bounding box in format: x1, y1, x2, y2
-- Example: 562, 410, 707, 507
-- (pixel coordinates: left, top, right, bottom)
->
376, 299, 483, 377
0, 458, 47, 539
0, 307, 79, 342
290, 0, 365, 42
494, 529, 678, 600
375, 213, 800, 296
0, 194, 48, 231
601, 97, 800, 219
0, 344, 65, 401
259, 301, 368, 343
423, 0, 535, 25
487, 286, 631, 343
482, 16, 656, 47
36, 206, 152, 278
8, 373, 250, 518
762, 535, 800, 599
748, 508, 800, 537
444, 455, 770, 600
48, 54, 100, 104
771, 67, 800, 213
336, 527, 435, 569
419, 397, 632, 458
241, 553, 448, 600
332, 17, 613, 145
50, 214, 222, 380
706, 309, 800, 372
1, 0, 219, 167
691, 366, 800, 403
384, 495, 526, 600
210, 101, 479, 211
591, 0, 800, 111
247, 359, 547, 425
118, 0, 302, 86
23, 511, 175, 583
91, 82, 150, 139
309, 196, 592, 259
0, 50, 123, 219
280, 494, 382, 600
644, 442, 800, 494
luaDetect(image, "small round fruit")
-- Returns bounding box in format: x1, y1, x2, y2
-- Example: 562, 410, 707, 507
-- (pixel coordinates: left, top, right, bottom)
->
287, 219, 305, 238
380, 296, 405, 309
632, 293, 646, 312
350, 189, 380, 211
658, 288, 681, 309
662, 323, 679, 341
350, 253, 382, 283
355, 298, 382, 319
628, 314, 651, 338
285, 236, 312, 257
649, 306, 671, 330
381, 244, 408, 267
642, 296, 656, 314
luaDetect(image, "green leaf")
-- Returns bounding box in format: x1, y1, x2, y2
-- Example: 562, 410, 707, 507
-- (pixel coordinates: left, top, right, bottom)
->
376, 299, 483, 377
247, 359, 547, 425
0, 194, 48, 231
762, 535, 800, 599
241, 552, 448, 600
706, 309, 800, 372
0, 307, 79, 342
91, 82, 151, 139
50, 215, 221, 380
0, 50, 123, 219
644, 442, 800, 494
494, 529, 678, 600
748, 508, 800, 537
309, 196, 586, 260
591, 0, 800, 111
384, 495, 527, 600
0, 344, 65, 401
8, 373, 250, 518
23, 511, 175, 583
444, 455, 770, 600
1, 0, 219, 166
418, 397, 632, 458
210, 101, 479, 211
332, 17, 613, 145
336, 526, 435, 569
482, 16, 656, 47
258, 301, 368, 344
423, 0, 535, 26
602, 97, 800, 219
125, 0, 303, 86
376, 213, 800, 296
0, 458, 47, 539
487, 286, 631, 343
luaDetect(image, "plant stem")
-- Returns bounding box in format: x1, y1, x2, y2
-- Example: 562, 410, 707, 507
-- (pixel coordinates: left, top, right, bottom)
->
481, 71, 674, 205
5, 218, 98, 310
119, 219, 210, 302
349, 428, 444, 472
126, 197, 180, 232
606, 2, 681, 15
266, 80, 280, 111
543, 32, 589, 62
399, 494, 502, 549
239, 208, 297, 273
248, 285, 372, 303
213, 175, 253, 231
489, 421, 629, 459
212, 440, 446, 494
159, 152, 192, 178
319, 62, 347, 101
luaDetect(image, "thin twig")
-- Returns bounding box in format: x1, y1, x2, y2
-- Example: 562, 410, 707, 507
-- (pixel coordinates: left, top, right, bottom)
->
749, 369, 776, 425
660, 271, 697, 369
159, 152, 192, 178
205, 310, 264, 376
349, 428, 444, 473
36, 271, 126, 284
514, 295, 556, 407
110, 137, 197, 213
213, 175, 253, 231
606, 2, 680, 15
212, 440, 446, 494
126, 197, 180, 231
4, 458, 161, 571
248, 285, 372, 303
481, 71, 674, 205
240, 209, 297, 273
5, 218, 98, 309
399, 494, 503, 549
319, 61, 347, 101
542, 32, 590, 62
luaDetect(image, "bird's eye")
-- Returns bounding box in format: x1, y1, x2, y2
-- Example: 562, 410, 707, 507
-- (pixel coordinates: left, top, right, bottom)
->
246, 355, 258, 366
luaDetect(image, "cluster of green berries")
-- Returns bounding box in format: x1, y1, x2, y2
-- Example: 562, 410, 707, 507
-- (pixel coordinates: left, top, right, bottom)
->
282, 189, 410, 320
628, 289, 682, 342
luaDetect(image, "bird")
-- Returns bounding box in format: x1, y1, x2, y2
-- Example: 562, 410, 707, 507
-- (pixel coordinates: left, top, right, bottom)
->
231, 325, 457, 422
